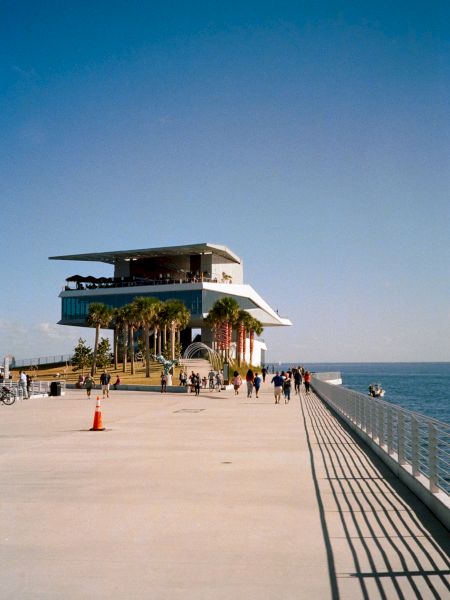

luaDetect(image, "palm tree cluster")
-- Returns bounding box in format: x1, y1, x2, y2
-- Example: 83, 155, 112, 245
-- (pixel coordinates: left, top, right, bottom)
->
205, 297, 263, 366
86, 298, 190, 376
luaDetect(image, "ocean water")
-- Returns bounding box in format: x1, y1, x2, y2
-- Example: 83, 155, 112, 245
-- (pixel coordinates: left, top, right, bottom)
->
272, 363, 450, 424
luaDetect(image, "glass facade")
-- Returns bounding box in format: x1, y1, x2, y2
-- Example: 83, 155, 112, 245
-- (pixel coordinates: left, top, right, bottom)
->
61, 290, 202, 324
61, 288, 259, 326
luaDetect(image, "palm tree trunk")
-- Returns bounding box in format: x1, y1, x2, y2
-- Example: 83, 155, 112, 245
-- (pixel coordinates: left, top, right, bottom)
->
122, 325, 128, 373
130, 326, 135, 375
170, 323, 176, 360
223, 321, 229, 360
144, 325, 150, 377
163, 325, 167, 353
153, 328, 158, 354
91, 325, 100, 375
237, 322, 244, 366
157, 328, 162, 355
249, 330, 254, 366
243, 329, 247, 365
113, 328, 118, 370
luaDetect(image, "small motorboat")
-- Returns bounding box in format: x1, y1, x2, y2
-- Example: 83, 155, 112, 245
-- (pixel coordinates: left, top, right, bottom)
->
369, 383, 385, 398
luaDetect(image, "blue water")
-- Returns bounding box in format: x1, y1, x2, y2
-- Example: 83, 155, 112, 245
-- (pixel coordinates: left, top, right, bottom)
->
272, 363, 450, 424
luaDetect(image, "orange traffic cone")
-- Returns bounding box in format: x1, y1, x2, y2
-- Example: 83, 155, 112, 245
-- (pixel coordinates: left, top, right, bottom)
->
90, 396, 105, 431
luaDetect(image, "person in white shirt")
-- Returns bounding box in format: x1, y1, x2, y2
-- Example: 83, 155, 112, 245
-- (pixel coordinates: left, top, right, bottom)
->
19, 371, 28, 399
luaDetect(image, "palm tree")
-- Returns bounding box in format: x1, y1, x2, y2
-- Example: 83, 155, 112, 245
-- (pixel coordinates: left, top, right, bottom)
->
248, 317, 264, 366
111, 307, 127, 370
122, 303, 139, 375
131, 297, 161, 377
206, 297, 240, 361
163, 299, 190, 360
205, 309, 220, 353
87, 302, 113, 375
157, 302, 172, 356
235, 309, 253, 366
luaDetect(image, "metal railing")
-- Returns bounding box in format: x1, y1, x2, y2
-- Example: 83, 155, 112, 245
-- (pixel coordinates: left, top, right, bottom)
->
312, 377, 450, 497
62, 275, 227, 292
2, 380, 67, 398
11, 355, 73, 368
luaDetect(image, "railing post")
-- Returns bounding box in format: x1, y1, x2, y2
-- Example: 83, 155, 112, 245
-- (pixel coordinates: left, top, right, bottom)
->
372, 403, 377, 441
428, 423, 439, 493
398, 411, 405, 465
378, 402, 384, 447
363, 398, 368, 434
411, 417, 420, 477
387, 407, 393, 455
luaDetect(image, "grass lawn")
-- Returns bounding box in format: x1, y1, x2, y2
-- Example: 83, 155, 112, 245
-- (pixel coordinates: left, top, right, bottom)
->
11, 360, 182, 387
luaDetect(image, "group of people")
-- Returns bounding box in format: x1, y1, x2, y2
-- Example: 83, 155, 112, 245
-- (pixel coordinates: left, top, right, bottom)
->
77, 370, 119, 398
174, 365, 313, 402
177, 369, 225, 394
232, 369, 263, 398
0, 370, 32, 398
270, 367, 312, 404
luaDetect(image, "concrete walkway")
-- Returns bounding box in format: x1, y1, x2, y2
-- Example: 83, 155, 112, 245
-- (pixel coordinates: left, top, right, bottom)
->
0, 383, 448, 599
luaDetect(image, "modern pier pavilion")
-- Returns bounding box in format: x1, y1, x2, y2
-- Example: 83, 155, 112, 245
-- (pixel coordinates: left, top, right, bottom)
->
50, 243, 291, 364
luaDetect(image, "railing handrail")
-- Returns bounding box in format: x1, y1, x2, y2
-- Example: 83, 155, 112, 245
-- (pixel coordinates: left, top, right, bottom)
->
315, 377, 450, 430
11, 355, 73, 368
311, 375, 450, 518
2, 380, 67, 396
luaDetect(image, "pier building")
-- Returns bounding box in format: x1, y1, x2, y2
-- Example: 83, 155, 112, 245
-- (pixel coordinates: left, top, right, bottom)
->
50, 242, 291, 365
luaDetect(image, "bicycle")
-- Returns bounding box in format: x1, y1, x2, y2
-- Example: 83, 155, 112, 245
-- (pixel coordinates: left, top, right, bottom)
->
1, 386, 16, 405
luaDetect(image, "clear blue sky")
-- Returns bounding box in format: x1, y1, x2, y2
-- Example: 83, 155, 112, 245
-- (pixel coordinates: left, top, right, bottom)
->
1, 1, 449, 362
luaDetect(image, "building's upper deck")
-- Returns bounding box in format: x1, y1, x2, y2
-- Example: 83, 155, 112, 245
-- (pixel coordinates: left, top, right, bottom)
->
50, 242, 244, 285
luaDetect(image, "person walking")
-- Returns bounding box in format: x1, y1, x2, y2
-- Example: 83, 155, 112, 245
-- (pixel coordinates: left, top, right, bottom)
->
208, 369, 215, 390
253, 372, 262, 398
194, 373, 201, 396
233, 371, 242, 395
189, 371, 196, 393
215, 371, 223, 391
294, 369, 302, 394
180, 370, 187, 387
271, 371, 284, 404
245, 369, 254, 398
304, 371, 312, 394
26, 374, 32, 397
283, 376, 291, 403
160, 371, 168, 393
100, 370, 111, 398
84, 374, 95, 398
19, 371, 28, 399
261, 367, 267, 383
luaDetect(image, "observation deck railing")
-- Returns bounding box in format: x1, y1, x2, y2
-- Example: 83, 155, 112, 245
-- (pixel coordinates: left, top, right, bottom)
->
312, 376, 450, 528
62, 275, 232, 292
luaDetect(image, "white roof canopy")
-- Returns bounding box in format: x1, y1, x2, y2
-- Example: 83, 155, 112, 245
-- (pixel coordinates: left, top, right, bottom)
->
49, 243, 241, 265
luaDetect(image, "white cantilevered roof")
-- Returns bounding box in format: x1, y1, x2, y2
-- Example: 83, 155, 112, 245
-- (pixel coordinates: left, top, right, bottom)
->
49, 243, 241, 265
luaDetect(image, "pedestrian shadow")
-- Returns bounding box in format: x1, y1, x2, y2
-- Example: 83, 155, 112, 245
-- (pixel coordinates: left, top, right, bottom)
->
299, 390, 450, 600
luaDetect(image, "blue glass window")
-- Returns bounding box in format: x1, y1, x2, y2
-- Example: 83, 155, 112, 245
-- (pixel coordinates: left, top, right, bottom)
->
61, 290, 202, 324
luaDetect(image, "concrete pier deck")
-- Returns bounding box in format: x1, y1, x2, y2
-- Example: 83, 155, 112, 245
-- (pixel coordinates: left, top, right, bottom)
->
0, 384, 449, 599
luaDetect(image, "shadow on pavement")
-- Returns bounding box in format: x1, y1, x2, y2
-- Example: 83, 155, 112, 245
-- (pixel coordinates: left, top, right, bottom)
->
300, 389, 450, 600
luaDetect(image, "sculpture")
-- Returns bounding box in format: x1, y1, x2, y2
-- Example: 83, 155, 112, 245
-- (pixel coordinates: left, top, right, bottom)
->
152, 354, 178, 375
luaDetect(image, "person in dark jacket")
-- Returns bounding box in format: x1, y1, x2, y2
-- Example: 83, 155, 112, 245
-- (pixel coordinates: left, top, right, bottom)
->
100, 370, 111, 398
